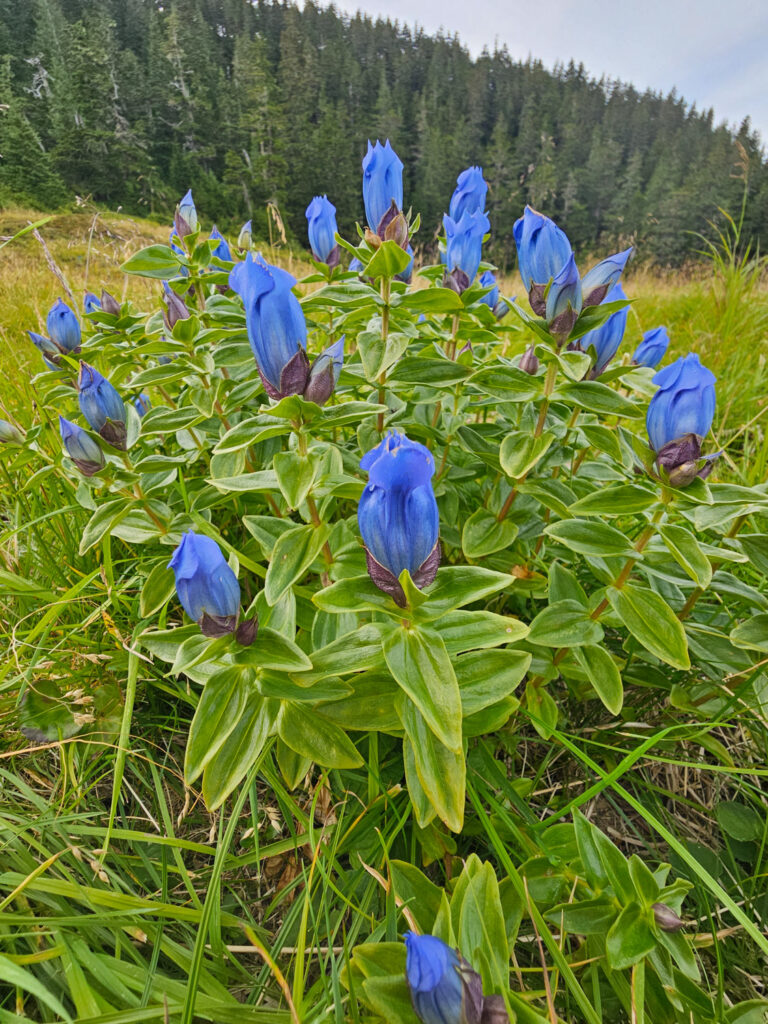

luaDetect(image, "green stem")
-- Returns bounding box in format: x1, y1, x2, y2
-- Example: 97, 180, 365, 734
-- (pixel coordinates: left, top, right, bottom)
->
377, 276, 392, 433
678, 513, 748, 620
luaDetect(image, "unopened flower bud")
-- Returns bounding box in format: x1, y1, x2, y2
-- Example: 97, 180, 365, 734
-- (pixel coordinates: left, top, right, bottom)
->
237, 219, 253, 251
364, 227, 382, 250
304, 339, 344, 406
519, 345, 539, 375
0, 419, 25, 445
100, 289, 122, 316
652, 903, 684, 933
383, 210, 409, 249
174, 188, 198, 238
163, 282, 190, 330
667, 461, 699, 488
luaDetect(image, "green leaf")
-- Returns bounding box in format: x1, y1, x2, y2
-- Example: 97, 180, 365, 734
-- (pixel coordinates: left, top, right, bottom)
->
184, 668, 249, 784
716, 801, 763, 842
544, 518, 636, 557
389, 861, 443, 933
292, 623, 387, 684
140, 561, 176, 617
264, 523, 330, 605
312, 574, 402, 615
121, 243, 186, 279
607, 584, 690, 669
437, 611, 530, 654
573, 645, 623, 714
276, 736, 312, 789
605, 902, 656, 969
357, 328, 410, 381
389, 357, 471, 387
562, 380, 643, 418
233, 626, 312, 671
383, 625, 463, 751
393, 287, 463, 313
730, 614, 768, 653
419, 566, 514, 618
545, 899, 617, 935
525, 680, 559, 738
457, 862, 508, 991
462, 507, 518, 558
455, 650, 531, 716
527, 600, 604, 647
273, 450, 318, 509
580, 424, 623, 462
399, 698, 465, 833
499, 430, 556, 479
207, 470, 280, 493
0, 954, 73, 1022
201, 697, 276, 810
469, 365, 542, 402
660, 524, 712, 588
78, 498, 133, 555
569, 484, 657, 516
365, 239, 412, 279
277, 702, 363, 768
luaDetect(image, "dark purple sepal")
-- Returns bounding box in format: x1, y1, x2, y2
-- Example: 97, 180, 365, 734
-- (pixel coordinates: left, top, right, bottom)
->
279, 348, 311, 397
235, 616, 258, 646
99, 419, 127, 451
174, 209, 192, 241
258, 367, 283, 401
199, 612, 238, 638
444, 267, 471, 295
376, 200, 408, 247
582, 283, 610, 307
458, 958, 484, 1024
656, 433, 702, 471
164, 290, 190, 331
101, 289, 122, 316
549, 307, 579, 342
304, 357, 336, 406
519, 345, 539, 375
364, 541, 441, 608
326, 245, 341, 270
480, 995, 511, 1023
72, 457, 104, 478
528, 283, 547, 317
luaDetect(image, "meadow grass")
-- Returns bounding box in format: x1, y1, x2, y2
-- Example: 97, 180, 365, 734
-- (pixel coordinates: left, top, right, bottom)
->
1, 205, 768, 1021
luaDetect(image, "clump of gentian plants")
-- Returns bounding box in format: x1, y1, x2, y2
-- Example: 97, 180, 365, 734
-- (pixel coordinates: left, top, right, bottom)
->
8, 139, 768, 1023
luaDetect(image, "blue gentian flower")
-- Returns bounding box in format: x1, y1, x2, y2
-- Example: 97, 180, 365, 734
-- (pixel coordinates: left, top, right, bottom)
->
305, 195, 339, 265
633, 326, 670, 368
647, 353, 716, 452
478, 270, 509, 319
175, 188, 198, 236
28, 331, 63, 370
358, 432, 440, 605
77, 362, 126, 448
59, 415, 104, 476
581, 247, 633, 306
362, 139, 404, 234
47, 298, 81, 353
237, 220, 253, 250
404, 933, 481, 1024
448, 166, 488, 221
574, 282, 628, 377
229, 253, 308, 398
305, 338, 344, 405
443, 209, 491, 290
513, 207, 573, 292
134, 392, 152, 417
168, 531, 240, 629
545, 252, 582, 331
209, 225, 232, 262
84, 292, 101, 314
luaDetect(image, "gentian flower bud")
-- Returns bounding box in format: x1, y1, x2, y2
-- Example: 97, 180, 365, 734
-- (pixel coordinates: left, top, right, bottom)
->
28, 330, 63, 369
580, 247, 633, 306
519, 344, 539, 375
652, 903, 684, 933
362, 139, 404, 236
358, 432, 440, 607
209, 225, 232, 262
443, 210, 491, 293
573, 281, 628, 378
134, 392, 152, 416
305, 195, 340, 267
478, 270, 509, 319
513, 206, 573, 314
163, 281, 191, 331
101, 289, 122, 316
0, 419, 25, 444
84, 291, 101, 314
646, 353, 718, 485
174, 188, 198, 238
237, 220, 253, 251
47, 298, 81, 353
449, 166, 488, 221
229, 253, 309, 399
404, 933, 484, 1024
304, 338, 344, 406
545, 253, 582, 338
167, 531, 250, 639
77, 362, 127, 449
633, 326, 670, 368
59, 416, 104, 476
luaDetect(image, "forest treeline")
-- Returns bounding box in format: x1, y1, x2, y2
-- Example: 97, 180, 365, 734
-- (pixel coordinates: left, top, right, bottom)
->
1, 0, 767, 267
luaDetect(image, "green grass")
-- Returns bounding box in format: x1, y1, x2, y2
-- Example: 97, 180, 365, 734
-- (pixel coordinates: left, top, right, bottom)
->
1, 203, 768, 1022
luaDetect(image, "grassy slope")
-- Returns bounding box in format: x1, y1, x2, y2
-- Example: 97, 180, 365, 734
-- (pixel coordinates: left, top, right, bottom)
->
1, 206, 768, 1021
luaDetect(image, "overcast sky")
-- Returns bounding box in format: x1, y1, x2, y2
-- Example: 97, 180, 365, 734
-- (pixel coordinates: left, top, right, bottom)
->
318, 0, 768, 145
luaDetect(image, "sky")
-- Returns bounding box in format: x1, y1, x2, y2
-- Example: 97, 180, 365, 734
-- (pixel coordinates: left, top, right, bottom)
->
317, 0, 768, 145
